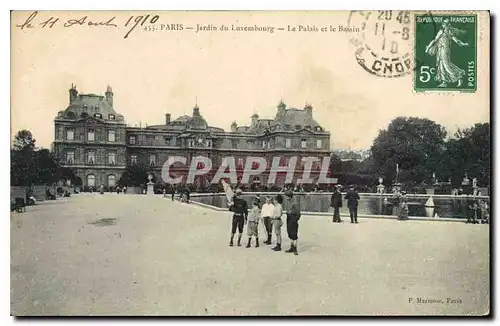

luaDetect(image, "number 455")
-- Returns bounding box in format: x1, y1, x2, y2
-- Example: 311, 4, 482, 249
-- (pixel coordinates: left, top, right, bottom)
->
419, 66, 436, 83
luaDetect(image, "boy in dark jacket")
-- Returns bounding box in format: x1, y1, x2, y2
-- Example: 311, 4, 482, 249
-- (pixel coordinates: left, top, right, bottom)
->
229, 189, 248, 247
284, 190, 300, 255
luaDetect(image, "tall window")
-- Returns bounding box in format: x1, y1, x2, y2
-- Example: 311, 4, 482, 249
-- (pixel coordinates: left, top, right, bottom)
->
231, 139, 238, 149
66, 151, 74, 164
316, 139, 322, 149
87, 151, 95, 164
108, 130, 116, 142
237, 158, 244, 168
108, 175, 116, 187
129, 136, 136, 145
108, 152, 116, 165
206, 139, 212, 148
87, 174, 95, 187
149, 154, 156, 166
66, 129, 74, 141
88, 129, 95, 141
131, 155, 137, 164
285, 138, 292, 148
301, 139, 307, 148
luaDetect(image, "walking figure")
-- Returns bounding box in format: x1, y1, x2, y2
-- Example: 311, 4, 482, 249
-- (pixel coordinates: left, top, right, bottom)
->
330, 185, 343, 223
345, 185, 360, 223
425, 19, 469, 87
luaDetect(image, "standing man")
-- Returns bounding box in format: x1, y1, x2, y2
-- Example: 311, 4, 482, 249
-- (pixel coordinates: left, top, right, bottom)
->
345, 185, 360, 224
261, 196, 275, 245
330, 185, 343, 223
284, 190, 300, 255
229, 189, 248, 247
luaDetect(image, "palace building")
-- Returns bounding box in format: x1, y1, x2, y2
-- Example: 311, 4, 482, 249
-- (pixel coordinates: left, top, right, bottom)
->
52, 85, 331, 188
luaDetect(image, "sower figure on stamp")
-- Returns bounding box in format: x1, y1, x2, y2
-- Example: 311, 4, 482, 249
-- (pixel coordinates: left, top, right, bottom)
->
271, 194, 284, 251
425, 19, 469, 88
330, 185, 343, 223
345, 185, 360, 224
229, 189, 248, 247
284, 190, 300, 255
246, 201, 261, 248
261, 196, 275, 245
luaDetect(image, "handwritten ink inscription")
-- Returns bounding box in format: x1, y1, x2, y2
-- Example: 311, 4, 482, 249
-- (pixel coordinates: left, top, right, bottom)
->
15, 11, 161, 39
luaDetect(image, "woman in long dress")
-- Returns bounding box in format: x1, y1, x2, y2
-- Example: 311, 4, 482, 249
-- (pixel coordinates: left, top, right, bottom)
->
425, 19, 469, 87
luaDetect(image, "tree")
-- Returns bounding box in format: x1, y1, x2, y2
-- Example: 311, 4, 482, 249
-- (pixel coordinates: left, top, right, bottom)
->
371, 117, 447, 184
34, 149, 59, 184
13, 129, 36, 151
443, 123, 490, 186
118, 163, 149, 187
11, 130, 75, 186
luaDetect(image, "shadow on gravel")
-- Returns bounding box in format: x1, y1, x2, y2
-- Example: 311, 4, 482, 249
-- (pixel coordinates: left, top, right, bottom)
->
89, 218, 117, 227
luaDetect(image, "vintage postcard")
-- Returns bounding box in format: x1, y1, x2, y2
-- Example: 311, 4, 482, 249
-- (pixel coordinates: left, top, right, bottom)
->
10, 10, 490, 316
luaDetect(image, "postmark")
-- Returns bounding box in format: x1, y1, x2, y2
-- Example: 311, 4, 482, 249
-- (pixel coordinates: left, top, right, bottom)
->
414, 14, 477, 92
348, 10, 413, 78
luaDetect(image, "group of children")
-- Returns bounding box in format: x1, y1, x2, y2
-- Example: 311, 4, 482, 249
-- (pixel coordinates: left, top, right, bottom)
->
467, 199, 490, 224
229, 190, 299, 255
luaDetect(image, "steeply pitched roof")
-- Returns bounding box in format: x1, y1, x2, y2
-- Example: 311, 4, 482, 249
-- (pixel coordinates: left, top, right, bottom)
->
273, 108, 320, 128
58, 93, 123, 122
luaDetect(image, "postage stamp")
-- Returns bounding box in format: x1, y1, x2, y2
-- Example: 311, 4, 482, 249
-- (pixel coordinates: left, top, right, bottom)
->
414, 14, 477, 92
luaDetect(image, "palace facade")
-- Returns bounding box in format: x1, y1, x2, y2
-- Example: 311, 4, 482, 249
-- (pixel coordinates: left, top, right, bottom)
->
52, 85, 331, 188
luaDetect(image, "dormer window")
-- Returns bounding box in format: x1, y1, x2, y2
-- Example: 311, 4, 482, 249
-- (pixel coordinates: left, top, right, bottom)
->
108, 114, 115, 120
83, 104, 88, 111
94, 113, 102, 119
295, 125, 302, 130
284, 124, 291, 130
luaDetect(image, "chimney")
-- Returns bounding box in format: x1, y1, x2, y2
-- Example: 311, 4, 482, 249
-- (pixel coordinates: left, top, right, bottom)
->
69, 83, 78, 104
165, 113, 171, 125
277, 99, 286, 117
231, 121, 237, 132
105, 85, 113, 107
251, 113, 259, 127
304, 102, 313, 116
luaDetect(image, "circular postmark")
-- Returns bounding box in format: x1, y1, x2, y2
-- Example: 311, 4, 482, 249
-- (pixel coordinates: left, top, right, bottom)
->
348, 10, 413, 78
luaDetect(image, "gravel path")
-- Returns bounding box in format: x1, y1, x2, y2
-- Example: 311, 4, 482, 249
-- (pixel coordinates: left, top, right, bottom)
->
11, 193, 490, 316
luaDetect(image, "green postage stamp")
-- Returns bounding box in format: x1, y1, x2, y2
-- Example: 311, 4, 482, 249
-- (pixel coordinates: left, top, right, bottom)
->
414, 13, 477, 92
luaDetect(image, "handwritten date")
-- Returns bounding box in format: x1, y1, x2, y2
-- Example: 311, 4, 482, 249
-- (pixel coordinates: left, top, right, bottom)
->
15, 11, 160, 39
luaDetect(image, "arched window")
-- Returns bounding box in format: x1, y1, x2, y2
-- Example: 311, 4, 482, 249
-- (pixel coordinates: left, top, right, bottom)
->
87, 174, 96, 187
108, 175, 116, 187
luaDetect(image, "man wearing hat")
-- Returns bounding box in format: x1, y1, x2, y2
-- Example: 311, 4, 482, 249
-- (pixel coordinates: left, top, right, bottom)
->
330, 185, 343, 223
344, 185, 360, 223
229, 189, 248, 247
284, 190, 300, 255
